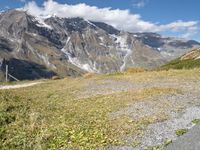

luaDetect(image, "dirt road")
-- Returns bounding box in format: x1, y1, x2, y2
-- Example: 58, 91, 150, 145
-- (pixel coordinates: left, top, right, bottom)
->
0, 82, 42, 90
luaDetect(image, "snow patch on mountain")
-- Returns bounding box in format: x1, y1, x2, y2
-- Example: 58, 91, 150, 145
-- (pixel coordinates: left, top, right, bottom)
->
37, 53, 56, 69
31, 15, 52, 29
36, 19, 52, 29
61, 37, 98, 72
160, 51, 173, 57
61, 44, 99, 73
157, 48, 161, 51
99, 36, 107, 47
112, 34, 133, 71
84, 19, 97, 28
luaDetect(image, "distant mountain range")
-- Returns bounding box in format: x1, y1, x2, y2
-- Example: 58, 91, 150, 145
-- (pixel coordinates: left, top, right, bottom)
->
0, 10, 200, 80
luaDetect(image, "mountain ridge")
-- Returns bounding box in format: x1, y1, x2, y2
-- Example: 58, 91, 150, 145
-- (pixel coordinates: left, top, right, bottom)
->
0, 9, 200, 80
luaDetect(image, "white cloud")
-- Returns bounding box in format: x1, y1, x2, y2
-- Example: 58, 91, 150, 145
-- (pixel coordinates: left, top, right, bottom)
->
181, 26, 199, 39
132, 0, 148, 8
22, 0, 199, 39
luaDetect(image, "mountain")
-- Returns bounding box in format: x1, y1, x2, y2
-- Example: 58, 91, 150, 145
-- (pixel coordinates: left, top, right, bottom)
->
0, 9, 200, 81
161, 48, 200, 70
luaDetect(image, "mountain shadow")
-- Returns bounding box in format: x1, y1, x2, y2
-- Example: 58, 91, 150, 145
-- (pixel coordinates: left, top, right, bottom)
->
0, 58, 57, 81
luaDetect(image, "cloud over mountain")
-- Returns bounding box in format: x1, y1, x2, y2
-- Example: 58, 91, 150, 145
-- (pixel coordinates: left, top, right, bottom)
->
22, 0, 199, 39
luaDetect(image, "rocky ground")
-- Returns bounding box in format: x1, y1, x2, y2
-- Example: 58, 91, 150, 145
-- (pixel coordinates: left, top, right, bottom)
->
78, 71, 200, 149
166, 124, 200, 150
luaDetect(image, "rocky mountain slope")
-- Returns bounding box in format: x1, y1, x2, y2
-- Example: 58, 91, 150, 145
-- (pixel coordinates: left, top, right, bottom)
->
0, 9, 200, 80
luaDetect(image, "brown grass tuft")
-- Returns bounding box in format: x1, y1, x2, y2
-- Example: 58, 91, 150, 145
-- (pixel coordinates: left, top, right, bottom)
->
52, 76, 60, 80
125, 68, 146, 74
83, 73, 97, 79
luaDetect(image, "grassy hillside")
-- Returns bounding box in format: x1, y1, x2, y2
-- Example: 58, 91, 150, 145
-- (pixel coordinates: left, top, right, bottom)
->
161, 49, 200, 70
161, 58, 200, 70
1, 69, 200, 149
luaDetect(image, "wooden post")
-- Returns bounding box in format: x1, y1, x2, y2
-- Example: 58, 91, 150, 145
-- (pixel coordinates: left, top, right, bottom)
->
6, 65, 8, 82
8, 74, 19, 81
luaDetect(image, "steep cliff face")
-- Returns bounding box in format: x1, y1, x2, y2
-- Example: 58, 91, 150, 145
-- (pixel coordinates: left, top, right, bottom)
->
0, 10, 199, 80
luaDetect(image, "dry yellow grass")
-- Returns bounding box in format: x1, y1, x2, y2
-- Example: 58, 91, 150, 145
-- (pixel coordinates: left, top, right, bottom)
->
107, 69, 200, 83
125, 68, 146, 74
1, 69, 200, 149
82, 73, 97, 79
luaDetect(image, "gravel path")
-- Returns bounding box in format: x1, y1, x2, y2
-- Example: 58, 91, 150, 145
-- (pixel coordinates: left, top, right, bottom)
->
77, 79, 137, 98
79, 77, 200, 98
0, 82, 42, 90
166, 124, 200, 150
134, 105, 200, 150
79, 77, 200, 149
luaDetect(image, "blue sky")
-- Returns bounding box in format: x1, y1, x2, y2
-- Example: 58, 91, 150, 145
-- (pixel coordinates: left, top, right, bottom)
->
1, 0, 200, 41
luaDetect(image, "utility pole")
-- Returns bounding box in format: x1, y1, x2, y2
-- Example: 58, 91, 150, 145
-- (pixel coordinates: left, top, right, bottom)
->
6, 65, 8, 82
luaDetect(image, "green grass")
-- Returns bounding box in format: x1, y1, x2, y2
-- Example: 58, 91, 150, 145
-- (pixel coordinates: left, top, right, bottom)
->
192, 119, 200, 124
161, 58, 200, 70
143, 145, 164, 150
175, 129, 188, 136
160, 49, 200, 70
131, 141, 141, 148
164, 139, 172, 146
